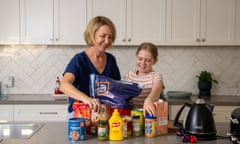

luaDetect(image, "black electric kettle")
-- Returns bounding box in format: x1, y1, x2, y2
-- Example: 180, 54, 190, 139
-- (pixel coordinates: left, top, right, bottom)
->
174, 97, 217, 140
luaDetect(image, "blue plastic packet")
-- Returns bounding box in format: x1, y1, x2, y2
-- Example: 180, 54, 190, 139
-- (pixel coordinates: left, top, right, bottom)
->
89, 74, 143, 109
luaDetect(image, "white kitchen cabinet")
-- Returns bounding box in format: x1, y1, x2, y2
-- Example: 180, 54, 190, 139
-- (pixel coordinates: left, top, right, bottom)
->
0, 105, 14, 122
87, 0, 166, 45
236, 0, 240, 45
213, 106, 238, 123
0, 0, 20, 44
169, 105, 190, 121
14, 104, 68, 122
166, 0, 236, 46
169, 104, 237, 123
20, 0, 86, 45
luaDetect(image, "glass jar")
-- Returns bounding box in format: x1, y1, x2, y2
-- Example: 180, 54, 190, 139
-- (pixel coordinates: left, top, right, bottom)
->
98, 120, 108, 140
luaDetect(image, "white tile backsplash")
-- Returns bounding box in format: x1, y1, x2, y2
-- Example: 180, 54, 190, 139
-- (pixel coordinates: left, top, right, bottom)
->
0, 45, 240, 96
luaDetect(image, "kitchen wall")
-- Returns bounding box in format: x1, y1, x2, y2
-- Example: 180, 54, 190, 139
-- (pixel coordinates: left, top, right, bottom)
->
0, 45, 240, 96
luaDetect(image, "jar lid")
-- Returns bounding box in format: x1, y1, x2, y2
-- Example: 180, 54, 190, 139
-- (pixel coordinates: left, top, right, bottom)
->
145, 113, 156, 119
132, 115, 140, 119
98, 120, 107, 124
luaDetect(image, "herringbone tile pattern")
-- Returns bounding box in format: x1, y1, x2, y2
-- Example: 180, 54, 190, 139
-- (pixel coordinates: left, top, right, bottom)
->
0, 45, 240, 96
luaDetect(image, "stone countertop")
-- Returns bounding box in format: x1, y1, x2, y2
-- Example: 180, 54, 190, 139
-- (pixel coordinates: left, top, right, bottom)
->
0, 122, 232, 144
0, 94, 68, 104
167, 95, 240, 106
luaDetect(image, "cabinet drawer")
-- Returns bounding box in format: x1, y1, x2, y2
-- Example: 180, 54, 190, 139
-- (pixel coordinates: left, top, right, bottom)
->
0, 105, 14, 122
14, 104, 68, 122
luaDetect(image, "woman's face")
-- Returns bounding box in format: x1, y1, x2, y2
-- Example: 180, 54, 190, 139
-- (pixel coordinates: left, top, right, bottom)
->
136, 49, 155, 74
93, 25, 113, 52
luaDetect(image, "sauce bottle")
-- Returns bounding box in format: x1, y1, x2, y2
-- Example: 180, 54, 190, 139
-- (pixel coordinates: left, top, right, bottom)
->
109, 109, 123, 140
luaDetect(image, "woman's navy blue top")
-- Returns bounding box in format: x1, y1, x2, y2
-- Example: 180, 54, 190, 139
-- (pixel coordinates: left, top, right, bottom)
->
63, 51, 121, 112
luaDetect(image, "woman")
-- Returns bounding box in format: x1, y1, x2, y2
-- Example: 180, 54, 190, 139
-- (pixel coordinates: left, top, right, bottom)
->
60, 16, 121, 116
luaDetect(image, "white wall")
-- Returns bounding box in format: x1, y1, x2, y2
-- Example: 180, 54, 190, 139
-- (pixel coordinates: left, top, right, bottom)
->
0, 45, 240, 96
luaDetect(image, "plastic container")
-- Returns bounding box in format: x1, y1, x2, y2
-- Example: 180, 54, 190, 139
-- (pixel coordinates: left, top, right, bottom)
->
109, 109, 123, 140
145, 113, 157, 138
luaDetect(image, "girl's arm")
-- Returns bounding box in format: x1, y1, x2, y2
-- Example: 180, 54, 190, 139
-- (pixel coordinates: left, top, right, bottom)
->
143, 78, 163, 116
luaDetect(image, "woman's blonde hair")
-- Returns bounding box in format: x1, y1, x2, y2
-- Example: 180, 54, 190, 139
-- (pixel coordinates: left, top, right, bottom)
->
84, 16, 116, 46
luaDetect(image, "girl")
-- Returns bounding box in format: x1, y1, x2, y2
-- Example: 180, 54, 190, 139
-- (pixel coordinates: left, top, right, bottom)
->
125, 42, 164, 116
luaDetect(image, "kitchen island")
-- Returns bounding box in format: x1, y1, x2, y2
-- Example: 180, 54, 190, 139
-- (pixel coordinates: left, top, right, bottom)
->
0, 122, 232, 144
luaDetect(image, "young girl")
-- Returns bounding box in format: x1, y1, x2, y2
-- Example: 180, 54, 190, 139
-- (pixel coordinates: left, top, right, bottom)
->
124, 42, 164, 116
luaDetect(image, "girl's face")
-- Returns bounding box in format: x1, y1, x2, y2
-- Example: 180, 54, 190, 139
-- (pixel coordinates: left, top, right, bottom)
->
136, 49, 156, 74
93, 25, 113, 52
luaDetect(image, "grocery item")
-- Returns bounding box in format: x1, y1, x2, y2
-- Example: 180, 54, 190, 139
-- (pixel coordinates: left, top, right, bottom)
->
132, 115, 141, 136
131, 109, 144, 135
145, 113, 157, 138
122, 116, 132, 138
68, 118, 86, 142
154, 100, 168, 135
89, 74, 142, 109
54, 76, 63, 94
98, 120, 108, 140
109, 109, 123, 140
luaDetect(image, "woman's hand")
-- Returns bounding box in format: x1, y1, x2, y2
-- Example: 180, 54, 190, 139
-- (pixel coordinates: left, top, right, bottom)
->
143, 97, 156, 117
82, 96, 101, 113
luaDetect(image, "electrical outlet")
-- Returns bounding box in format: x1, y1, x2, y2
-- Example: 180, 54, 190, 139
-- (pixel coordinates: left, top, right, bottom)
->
6, 76, 14, 88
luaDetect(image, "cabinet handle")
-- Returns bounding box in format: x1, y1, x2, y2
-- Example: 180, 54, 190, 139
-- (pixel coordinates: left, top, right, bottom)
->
50, 38, 54, 41
196, 38, 200, 42
128, 38, 131, 42
39, 112, 58, 115
202, 39, 206, 42
55, 38, 59, 41
122, 38, 126, 42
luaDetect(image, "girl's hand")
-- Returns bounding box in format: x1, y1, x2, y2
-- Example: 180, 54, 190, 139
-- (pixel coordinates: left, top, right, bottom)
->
143, 97, 156, 117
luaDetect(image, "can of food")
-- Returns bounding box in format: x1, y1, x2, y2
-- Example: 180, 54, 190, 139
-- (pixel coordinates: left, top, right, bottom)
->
131, 109, 144, 136
68, 118, 86, 142
145, 113, 157, 138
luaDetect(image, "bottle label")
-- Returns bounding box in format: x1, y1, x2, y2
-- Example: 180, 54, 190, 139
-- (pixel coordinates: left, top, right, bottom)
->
112, 122, 120, 128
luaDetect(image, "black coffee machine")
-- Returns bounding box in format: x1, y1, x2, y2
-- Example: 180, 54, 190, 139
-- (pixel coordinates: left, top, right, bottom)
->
228, 108, 240, 143
174, 97, 217, 140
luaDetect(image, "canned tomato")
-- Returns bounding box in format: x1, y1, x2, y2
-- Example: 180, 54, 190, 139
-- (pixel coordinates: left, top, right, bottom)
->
131, 109, 144, 136
68, 118, 86, 142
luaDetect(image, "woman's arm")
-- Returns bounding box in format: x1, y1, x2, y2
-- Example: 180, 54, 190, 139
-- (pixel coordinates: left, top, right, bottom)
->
60, 72, 100, 112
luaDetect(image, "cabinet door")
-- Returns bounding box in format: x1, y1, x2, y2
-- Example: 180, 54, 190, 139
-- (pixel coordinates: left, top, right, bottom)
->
14, 104, 68, 121
54, 0, 86, 45
0, 0, 20, 44
87, 0, 127, 45
128, 0, 166, 45
200, 0, 235, 45
87, 0, 166, 46
166, 0, 201, 45
0, 105, 14, 122
166, 0, 235, 46
236, 0, 240, 45
169, 105, 190, 121
20, 0, 54, 44
213, 106, 238, 123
